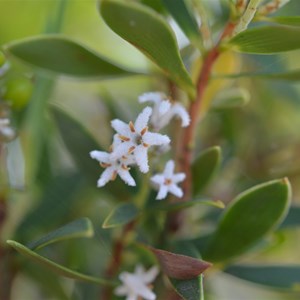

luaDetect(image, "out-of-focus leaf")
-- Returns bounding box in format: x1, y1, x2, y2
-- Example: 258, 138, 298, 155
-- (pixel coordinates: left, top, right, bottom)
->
100, 0, 195, 96
269, 16, 300, 27
215, 69, 300, 81
225, 265, 300, 289
51, 106, 133, 197
5, 138, 25, 189
192, 146, 222, 196
7, 240, 114, 286
229, 26, 300, 54
211, 88, 250, 109
16, 174, 85, 241
140, 0, 166, 13
149, 247, 212, 280
279, 206, 300, 229
151, 198, 225, 211
24, 263, 69, 300
162, 0, 202, 49
4, 36, 137, 78
102, 203, 139, 228
28, 218, 94, 250
203, 178, 291, 262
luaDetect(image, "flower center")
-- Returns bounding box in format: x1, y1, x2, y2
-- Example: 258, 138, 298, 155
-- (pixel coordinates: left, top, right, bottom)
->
164, 178, 172, 185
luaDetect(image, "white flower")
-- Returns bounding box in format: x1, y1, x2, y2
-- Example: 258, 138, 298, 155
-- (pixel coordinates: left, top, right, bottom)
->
111, 107, 170, 173
151, 160, 186, 200
115, 265, 159, 300
138, 92, 190, 130
90, 150, 136, 187
0, 118, 15, 140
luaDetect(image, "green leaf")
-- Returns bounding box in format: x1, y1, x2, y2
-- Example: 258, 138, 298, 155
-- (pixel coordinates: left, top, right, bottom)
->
6, 240, 115, 286
280, 206, 300, 229
151, 198, 225, 212
102, 203, 139, 228
16, 174, 85, 241
211, 88, 250, 109
171, 275, 204, 300
225, 265, 300, 289
269, 16, 300, 27
215, 69, 300, 81
192, 146, 222, 196
162, 0, 202, 50
100, 0, 195, 96
27, 218, 94, 250
4, 35, 136, 78
229, 25, 300, 54
203, 178, 291, 262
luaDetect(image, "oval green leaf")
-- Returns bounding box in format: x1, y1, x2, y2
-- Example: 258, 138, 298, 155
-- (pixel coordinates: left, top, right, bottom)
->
171, 275, 204, 300
229, 25, 300, 54
102, 203, 139, 228
162, 0, 202, 50
4, 35, 137, 78
192, 146, 222, 196
6, 240, 115, 286
99, 0, 195, 96
203, 178, 292, 262
27, 218, 94, 250
225, 264, 300, 289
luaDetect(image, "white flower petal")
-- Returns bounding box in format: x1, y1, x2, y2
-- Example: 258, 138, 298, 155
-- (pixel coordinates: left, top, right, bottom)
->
118, 168, 136, 186
158, 100, 171, 116
0, 118, 10, 126
127, 294, 138, 300
143, 132, 170, 146
171, 104, 190, 127
134, 106, 152, 132
164, 160, 175, 177
151, 174, 165, 185
135, 145, 149, 173
111, 141, 133, 159
169, 184, 183, 198
90, 150, 110, 163
138, 92, 163, 104
143, 266, 160, 284
138, 284, 156, 300
115, 285, 128, 296
172, 173, 186, 183
97, 167, 114, 187
156, 185, 169, 200
111, 119, 131, 136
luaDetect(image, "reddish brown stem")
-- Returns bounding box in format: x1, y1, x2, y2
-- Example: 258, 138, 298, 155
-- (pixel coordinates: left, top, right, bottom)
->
100, 221, 136, 300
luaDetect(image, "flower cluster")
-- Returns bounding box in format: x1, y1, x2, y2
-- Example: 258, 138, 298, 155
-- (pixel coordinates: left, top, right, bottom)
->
90, 92, 190, 201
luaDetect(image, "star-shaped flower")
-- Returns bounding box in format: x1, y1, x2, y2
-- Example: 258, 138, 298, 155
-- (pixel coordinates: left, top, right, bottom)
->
90, 150, 136, 187
138, 92, 190, 130
151, 160, 186, 200
111, 107, 170, 173
115, 265, 159, 300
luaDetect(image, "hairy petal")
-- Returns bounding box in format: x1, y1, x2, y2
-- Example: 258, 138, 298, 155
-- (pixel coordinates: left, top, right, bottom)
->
164, 160, 175, 177
158, 100, 171, 116
111, 141, 133, 160
172, 104, 190, 127
111, 119, 131, 136
143, 132, 170, 146
90, 150, 110, 163
135, 106, 152, 132
135, 146, 149, 173
97, 167, 114, 187
118, 169, 136, 186
151, 174, 165, 185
